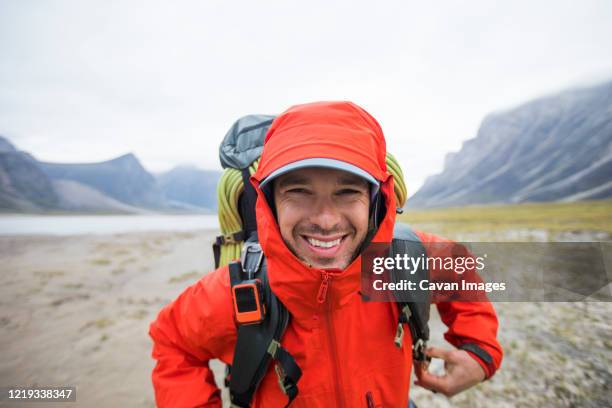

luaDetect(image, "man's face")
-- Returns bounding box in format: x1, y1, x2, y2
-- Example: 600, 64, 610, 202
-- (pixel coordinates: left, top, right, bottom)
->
272, 167, 371, 270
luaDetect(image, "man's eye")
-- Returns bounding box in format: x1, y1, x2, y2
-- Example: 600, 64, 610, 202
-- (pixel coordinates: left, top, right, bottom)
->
286, 188, 309, 194
336, 189, 362, 196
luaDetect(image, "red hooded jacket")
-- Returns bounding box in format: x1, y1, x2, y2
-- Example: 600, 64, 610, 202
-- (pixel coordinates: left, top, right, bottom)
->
149, 101, 502, 407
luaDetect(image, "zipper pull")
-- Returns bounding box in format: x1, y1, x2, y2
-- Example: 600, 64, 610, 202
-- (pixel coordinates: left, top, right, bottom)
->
317, 272, 331, 303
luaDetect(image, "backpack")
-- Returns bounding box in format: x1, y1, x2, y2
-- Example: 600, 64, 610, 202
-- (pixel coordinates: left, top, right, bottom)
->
215, 115, 430, 407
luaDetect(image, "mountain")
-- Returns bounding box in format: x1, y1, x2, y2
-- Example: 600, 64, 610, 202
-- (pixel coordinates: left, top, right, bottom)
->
39, 153, 166, 209
157, 166, 221, 211
0, 135, 17, 153
408, 80, 612, 208
0, 136, 60, 211
0, 135, 220, 213
0, 135, 165, 212
52, 179, 146, 213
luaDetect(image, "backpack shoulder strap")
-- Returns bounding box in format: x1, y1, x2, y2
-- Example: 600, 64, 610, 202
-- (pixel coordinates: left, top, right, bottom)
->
228, 241, 302, 408
391, 224, 431, 362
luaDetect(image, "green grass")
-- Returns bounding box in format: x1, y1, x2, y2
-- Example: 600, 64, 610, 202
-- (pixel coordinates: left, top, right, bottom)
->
91, 258, 112, 266
80, 318, 114, 331
399, 200, 612, 237
33, 270, 65, 278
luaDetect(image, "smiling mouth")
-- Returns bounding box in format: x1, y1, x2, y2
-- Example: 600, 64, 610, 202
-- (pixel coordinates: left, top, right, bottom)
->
306, 237, 342, 248
300, 234, 348, 255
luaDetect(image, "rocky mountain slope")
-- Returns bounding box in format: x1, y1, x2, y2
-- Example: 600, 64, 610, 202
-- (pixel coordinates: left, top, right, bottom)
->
0, 138, 59, 211
408, 80, 612, 208
0, 136, 220, 213
39, 154, 166, 209
157, 166, 221, 211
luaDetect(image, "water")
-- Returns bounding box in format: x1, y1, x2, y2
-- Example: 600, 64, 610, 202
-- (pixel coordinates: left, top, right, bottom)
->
0, 214, 220, 235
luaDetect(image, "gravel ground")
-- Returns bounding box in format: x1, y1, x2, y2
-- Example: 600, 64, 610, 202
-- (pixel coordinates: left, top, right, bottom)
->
1, 229, 610, 407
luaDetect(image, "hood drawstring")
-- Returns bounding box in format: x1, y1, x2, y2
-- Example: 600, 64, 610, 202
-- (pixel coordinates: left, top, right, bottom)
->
317, 272, 331, 303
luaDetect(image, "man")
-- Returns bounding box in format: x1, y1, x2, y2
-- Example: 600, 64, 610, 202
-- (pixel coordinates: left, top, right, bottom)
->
149, 101, 502, 407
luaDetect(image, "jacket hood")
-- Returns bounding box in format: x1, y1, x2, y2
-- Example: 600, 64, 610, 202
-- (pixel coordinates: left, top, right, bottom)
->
251, 101, 397, 321
253, 101, 389, 183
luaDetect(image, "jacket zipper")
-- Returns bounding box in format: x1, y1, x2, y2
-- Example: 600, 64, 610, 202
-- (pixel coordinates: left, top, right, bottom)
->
318, 271, 347, 408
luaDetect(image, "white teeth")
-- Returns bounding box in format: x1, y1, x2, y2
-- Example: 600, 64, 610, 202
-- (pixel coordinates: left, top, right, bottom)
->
307, 237, 341, 248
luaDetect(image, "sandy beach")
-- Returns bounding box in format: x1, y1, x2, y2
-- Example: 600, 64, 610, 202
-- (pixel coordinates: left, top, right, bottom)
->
0, 230, 610, 407
0, 230, 226, 407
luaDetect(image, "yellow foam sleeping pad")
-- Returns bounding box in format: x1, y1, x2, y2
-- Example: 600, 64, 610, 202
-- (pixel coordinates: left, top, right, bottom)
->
216, 153, 407, 268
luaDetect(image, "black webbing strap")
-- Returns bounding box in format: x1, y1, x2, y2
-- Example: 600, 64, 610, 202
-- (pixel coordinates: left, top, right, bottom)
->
240, 168, 259, 240
213, 243, 221, 270
267, 340, 302, 407
229, 261, 243, 288
214, 231, 246, 269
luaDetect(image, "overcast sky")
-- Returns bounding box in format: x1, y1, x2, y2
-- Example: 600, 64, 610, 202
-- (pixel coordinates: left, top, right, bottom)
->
1, 0, 611, 193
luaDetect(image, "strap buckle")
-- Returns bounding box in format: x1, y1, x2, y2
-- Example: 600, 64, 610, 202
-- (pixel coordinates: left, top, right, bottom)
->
394, 323, 404, 348
394, 305, 412, 348
275, 364, 298, 399
400, 305, 412, 322
241, 241, 264, 277
275, 364, 290, 395
413, 338, 429, 362
267, 340, 296, 396
267, 339, 280, 358
216, 231, 245, 245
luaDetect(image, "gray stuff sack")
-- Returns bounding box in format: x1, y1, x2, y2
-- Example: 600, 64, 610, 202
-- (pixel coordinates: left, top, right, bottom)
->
219, 114, 276, 170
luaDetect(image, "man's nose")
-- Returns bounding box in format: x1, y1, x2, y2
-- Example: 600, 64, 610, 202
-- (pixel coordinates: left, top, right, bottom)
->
310, 196, 341, 231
